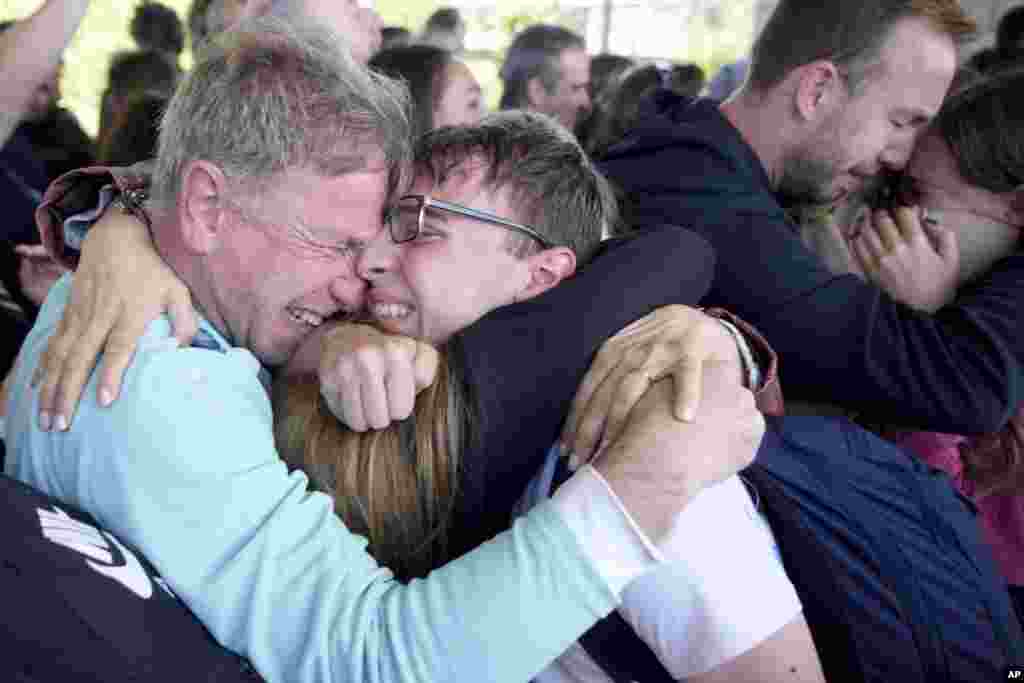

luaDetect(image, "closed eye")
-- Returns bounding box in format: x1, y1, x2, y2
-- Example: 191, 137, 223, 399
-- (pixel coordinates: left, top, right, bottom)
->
411, 228, 445, 242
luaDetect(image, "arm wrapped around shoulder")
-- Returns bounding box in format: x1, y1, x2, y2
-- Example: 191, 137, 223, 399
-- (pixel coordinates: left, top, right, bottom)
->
36, 161, 155, 270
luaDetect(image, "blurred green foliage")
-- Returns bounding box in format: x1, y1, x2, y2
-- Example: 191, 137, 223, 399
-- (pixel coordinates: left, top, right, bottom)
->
0, 0, 752, 136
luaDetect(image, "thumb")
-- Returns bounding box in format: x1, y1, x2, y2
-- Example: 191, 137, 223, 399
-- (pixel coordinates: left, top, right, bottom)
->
413, 341, 439, 392
167, 291, 199, 347
924, 220, 958, 262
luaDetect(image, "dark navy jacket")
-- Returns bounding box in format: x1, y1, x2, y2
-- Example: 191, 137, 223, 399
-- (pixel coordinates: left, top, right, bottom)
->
600, 91, 1024, 435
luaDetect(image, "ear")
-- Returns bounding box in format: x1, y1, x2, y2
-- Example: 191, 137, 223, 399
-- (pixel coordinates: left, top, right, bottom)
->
178, 160, 231, 255
526, 76, 548, 109
516, 247, 577, 302
792, 60, 845, 123
1008, 186, 1024, 227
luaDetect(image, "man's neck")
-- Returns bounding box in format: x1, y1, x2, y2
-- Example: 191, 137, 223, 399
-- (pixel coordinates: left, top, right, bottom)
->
150, 214, 233, 348
719, 91, 791, 192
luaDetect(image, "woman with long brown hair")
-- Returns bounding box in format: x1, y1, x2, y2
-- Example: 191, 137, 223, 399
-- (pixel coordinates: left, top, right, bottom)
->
838, 69, 1024, 600
273, 345, 472, 580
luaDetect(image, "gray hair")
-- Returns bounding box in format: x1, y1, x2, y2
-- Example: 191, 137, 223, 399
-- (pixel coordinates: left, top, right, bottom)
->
188, 0, 224, 48
152, 16, 411, 211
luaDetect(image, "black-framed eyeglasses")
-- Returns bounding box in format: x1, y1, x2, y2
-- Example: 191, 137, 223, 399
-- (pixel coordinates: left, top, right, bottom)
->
386, 194, 555, 249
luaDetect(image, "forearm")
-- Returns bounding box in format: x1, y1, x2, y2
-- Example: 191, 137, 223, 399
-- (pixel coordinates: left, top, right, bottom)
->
701, 214, 1021, 433
133, 467, 648, 683
0, 0, 91, 146
774, 278, 1020, 433
46, 337, 654, 683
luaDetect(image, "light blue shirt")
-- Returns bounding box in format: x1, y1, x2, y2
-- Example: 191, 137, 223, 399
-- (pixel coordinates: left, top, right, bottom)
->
5, 274, 642, 683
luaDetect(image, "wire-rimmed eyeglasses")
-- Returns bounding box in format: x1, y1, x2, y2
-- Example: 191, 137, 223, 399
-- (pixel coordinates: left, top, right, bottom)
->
386, 194, 555, 249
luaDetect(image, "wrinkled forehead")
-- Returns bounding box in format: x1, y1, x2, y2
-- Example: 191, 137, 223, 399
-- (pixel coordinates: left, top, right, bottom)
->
412, 158, 495, 202
415, 152, 490, 192
409, 155, 528, 223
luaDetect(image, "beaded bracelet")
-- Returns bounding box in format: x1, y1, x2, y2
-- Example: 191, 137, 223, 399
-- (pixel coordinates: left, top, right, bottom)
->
109, 188, 152, 233
715, 317, 761, 390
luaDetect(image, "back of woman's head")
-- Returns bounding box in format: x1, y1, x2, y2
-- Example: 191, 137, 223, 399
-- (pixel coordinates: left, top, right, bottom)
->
932, 68, 1024, 497
369, 44, 452, 139
933, 67, 1024, 195
272, 346, 474, 580
586, 64, 663, 159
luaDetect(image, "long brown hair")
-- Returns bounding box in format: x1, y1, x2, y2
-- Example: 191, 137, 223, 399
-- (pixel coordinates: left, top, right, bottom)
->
961, 404, 1024, 499
934, 70, 1024, 499
272, 346, 475, 580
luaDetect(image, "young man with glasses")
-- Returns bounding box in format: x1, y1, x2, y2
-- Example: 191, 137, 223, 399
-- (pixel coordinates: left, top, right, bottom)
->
355, 112, 602, 346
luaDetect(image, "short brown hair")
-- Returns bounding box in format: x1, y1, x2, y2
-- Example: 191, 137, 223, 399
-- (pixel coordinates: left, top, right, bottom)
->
748, 0, 976, 95
415, 110, 615, 263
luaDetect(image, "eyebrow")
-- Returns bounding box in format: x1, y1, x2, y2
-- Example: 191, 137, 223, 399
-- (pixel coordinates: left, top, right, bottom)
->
291, 218, 368, 249
421, 205, 452, 225
894, 107, 934, 125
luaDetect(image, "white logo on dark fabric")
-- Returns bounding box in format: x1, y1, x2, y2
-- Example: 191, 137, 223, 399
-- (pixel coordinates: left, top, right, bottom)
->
38, 506, 154, 599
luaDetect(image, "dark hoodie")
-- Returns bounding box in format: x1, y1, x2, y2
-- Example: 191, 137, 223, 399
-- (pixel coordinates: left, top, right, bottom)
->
600, 90, 1024, 434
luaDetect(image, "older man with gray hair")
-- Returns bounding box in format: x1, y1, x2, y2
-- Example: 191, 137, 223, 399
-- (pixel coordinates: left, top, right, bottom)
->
5, 16, 762, 683
190, 0, 382, 60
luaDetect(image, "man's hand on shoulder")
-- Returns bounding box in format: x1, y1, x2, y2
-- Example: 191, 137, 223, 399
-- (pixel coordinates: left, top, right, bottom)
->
33, 211, 196, 432
594, 361, 764, 543
561, 305, 744, 467
318, 323, 438, 432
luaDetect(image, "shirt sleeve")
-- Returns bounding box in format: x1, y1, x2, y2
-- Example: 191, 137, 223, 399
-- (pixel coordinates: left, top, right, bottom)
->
518, 449, 801, 681
617, 475, 802, 678
550, 464, 665, 595
35, 163, 153, 270
10, 308, 655, 683
705, 209, 1023, 434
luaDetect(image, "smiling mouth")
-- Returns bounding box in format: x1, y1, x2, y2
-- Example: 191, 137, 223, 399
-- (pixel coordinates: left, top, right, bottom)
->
370, 302, 413, 320
286, 306, 325, 328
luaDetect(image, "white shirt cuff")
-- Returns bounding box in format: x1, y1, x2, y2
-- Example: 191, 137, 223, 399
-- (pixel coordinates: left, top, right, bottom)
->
549, 464, 665, 597
716, 318, 761, 389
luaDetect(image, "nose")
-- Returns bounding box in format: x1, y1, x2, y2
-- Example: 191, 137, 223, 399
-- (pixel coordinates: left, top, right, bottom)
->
356, 231, 400, 282
879, 132, 917, 172
328, 266, 368, 314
